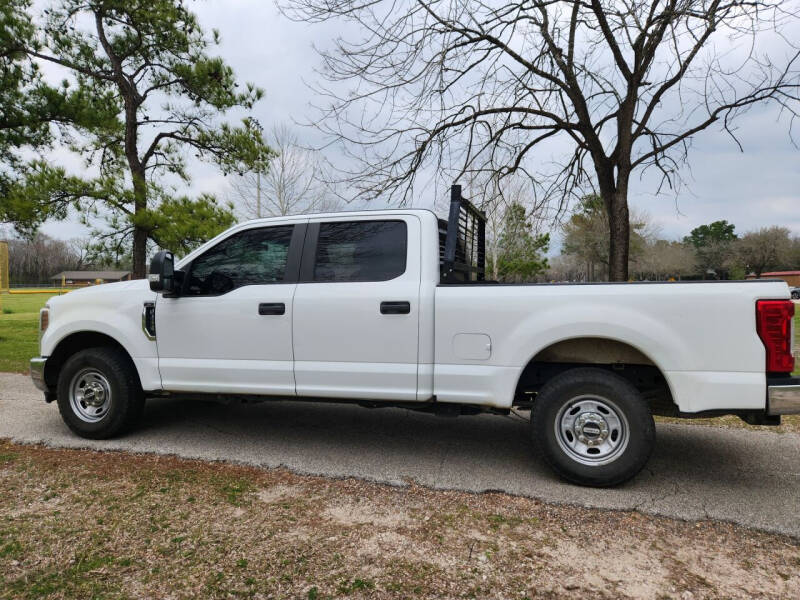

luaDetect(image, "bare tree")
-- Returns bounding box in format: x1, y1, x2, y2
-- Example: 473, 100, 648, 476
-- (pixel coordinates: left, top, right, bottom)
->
736, 226, 793, 277
561, 194, 654, 281
546, 253, 587, 282
68, 237, 95, 270
789, 236, 800, 268
228, 125, 340, 219
457, 173, 549, 279
7, 233, 82, 284
282, 0, 800, 280
632, 239, 696, 280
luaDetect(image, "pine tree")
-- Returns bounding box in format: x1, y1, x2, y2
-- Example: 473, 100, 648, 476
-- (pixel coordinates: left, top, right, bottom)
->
17, 0, 273, 275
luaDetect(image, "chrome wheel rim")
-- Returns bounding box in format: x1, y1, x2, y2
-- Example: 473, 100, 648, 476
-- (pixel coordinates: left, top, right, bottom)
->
69, 369, 112, 423
554, 395, 629, 466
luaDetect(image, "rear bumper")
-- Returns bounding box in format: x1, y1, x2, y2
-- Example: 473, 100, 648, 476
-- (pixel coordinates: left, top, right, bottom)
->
767, 376, 800, 415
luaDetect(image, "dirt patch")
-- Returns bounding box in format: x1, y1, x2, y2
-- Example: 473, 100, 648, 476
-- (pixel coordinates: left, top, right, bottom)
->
323, 498, 414, 528
256, 482, 305, 504
0, 439, 797, 599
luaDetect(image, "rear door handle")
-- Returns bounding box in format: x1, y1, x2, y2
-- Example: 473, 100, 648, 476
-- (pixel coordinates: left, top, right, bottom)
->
380, 301, 411, 315
258, 302, 285, 315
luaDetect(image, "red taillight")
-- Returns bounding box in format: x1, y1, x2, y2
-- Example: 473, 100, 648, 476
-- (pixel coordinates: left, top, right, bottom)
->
756, 300, 795, 373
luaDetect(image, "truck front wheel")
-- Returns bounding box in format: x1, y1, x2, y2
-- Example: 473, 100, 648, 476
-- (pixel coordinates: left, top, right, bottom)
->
56, 347, 145, 439
531, 368, 655, 487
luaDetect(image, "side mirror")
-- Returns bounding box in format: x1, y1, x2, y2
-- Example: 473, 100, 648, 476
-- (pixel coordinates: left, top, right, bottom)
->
149, 251, 175, 293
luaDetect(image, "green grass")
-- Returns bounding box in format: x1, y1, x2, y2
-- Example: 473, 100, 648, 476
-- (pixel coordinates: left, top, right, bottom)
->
0, 292, 61, 373
0, 292, 66, 314
3, 551, 123, 599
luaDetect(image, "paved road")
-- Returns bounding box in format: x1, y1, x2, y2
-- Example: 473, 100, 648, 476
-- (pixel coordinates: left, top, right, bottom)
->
2, 373, 799, 537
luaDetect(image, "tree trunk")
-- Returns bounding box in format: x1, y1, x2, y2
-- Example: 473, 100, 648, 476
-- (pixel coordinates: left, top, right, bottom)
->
124, 101, 146, 278
607, 191, 630, 282
95, 11, 148, 279
593, 157, 631, 282
132, 224, 148, 279
596, 162, 631, 282
131, 170, 147, 279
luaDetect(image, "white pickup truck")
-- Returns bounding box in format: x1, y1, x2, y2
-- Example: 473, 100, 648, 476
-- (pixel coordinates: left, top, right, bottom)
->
30, 187, 799, 486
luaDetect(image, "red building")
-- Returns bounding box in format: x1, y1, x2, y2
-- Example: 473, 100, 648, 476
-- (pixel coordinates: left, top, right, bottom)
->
746, 270, 800, 287
50, 270, 132, 287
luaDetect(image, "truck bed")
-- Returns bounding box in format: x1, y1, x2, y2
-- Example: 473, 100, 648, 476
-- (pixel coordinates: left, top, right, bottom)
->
432, 279, 789, 413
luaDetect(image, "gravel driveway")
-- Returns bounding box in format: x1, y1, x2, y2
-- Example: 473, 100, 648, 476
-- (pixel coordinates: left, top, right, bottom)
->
2, 372, 799, 537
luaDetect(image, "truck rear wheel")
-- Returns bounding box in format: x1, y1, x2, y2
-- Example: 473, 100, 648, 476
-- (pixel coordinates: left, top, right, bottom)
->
531, 367, 655, 487
56, 347, 144, 439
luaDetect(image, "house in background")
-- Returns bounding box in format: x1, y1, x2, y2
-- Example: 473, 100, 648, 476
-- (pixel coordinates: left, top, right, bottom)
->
746, 270, 800, 287
51, 270, 132, 287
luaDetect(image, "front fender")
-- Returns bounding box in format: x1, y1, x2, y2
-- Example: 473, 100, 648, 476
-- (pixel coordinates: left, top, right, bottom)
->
41, 289, 161, 391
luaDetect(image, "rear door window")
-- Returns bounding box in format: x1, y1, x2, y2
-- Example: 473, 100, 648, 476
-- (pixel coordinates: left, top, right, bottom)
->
313, 220, 407, 282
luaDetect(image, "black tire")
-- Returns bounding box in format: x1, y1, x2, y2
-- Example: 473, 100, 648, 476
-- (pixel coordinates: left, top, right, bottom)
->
56, 347, 145, 439
531, 367, 655, 487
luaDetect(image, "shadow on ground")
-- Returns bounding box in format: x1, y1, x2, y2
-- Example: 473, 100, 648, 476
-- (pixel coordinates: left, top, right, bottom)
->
2, 373, 799, 537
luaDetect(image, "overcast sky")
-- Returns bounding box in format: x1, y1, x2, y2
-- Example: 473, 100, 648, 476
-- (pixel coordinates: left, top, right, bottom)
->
37, 0, 800, 248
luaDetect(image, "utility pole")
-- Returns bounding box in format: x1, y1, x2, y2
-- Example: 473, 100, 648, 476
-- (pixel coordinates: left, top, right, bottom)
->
0, 240, 8, 292
256, 171, 262, 219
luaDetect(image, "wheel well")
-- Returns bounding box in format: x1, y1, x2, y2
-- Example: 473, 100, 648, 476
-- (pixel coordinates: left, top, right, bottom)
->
44, 331, 140, 390
514, 337, 677, 416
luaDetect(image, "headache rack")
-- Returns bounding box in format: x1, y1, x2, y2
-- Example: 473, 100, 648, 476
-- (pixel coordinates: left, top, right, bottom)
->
439, 184, 486, 283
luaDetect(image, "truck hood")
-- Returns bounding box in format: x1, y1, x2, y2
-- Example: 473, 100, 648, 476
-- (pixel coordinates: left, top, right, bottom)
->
47, 278, 154, 310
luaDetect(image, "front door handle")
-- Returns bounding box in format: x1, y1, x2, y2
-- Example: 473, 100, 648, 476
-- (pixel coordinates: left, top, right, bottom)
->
258, 302, 286, 315
380, 301, 411, 315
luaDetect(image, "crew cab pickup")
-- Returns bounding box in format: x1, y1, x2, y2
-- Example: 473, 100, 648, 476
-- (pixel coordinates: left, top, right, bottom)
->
30, 186, 799, 486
